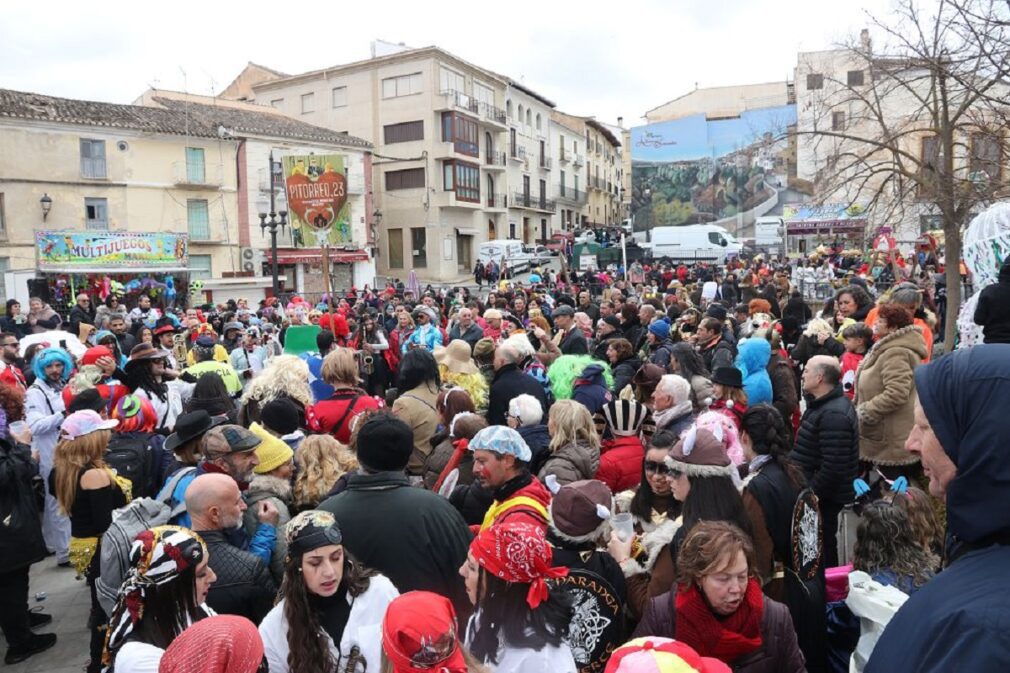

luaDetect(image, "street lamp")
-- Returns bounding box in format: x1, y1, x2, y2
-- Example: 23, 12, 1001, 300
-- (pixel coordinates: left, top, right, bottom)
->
258, 151, 288, 297
40, 193, 53, 221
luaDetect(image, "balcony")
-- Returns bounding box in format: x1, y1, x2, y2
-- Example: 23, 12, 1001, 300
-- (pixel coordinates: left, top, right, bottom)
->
555, 185, 587, 206
589, 176, 603, 191
437, 89, 480, 116
538, 156, 552, 171
173, 162, 223, 189
572, 154, 585, 167
558, 147, 568, 163
484, 150, 507, 170
486, 192, 508, 210
479, 101, 508, 128
511, 191, 556, 212
508, 144, 527, 162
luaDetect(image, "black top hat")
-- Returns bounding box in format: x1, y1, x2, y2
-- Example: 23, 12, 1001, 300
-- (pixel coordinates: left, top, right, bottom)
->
711, 366, 743, 389
164, 410, 226, 453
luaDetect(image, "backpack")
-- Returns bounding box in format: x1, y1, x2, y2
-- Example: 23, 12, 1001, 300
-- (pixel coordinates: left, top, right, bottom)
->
95, 466, 195, 614
105, 433, 156, 499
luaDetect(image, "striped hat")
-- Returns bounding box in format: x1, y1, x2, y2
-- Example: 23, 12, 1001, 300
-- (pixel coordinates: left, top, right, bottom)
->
601, 400, 648, 437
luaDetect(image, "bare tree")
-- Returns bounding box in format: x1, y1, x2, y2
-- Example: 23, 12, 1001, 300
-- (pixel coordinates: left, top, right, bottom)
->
796, 0, 1010, 345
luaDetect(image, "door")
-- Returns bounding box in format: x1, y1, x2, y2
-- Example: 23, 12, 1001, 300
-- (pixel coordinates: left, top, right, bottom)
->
457, 235, 472, 271
540, 218, 548, 243
489, 219, 496, 240
485, 132, 494, 162
510, 128, 517, 156
388, 228, 404, 269
523, 217, 531, 244
523, 175, 530, 205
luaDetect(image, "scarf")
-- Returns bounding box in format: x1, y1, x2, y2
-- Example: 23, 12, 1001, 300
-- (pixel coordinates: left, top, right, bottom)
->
675, 578, 764, 664
382, 592, 466, 673
470, 521, 568, 609
103, 526, 207, 669
652, 400, 693, 430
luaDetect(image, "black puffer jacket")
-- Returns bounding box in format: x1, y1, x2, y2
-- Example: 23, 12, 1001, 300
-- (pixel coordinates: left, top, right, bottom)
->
789, 385, 859, 505
488, 364, 549, 426
197, 529, 277, 624
611, 355, 642, 395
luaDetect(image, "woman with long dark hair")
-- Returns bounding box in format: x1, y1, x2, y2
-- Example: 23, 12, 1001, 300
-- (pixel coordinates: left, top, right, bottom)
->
610, 426, 757, 620
740, 403, 826, 672
103, 526, 216, 672
259, 510, 398, 673
392, 349, 441, 479
350, 312, 390, 396
185, 372, 238, 423
125, 344, 183, 433
668, 342, 713, 412
459, 521, 576, 672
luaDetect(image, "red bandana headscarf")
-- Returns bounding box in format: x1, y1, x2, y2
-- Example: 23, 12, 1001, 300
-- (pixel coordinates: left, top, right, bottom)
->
382, 591, 467, 673
158, 615, 264, 673
469, 522, 568, 609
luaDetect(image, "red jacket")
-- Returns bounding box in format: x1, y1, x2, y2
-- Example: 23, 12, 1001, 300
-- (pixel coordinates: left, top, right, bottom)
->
596, 435, 645, 493
840, 351, 864, 400
306, 389, 382, 444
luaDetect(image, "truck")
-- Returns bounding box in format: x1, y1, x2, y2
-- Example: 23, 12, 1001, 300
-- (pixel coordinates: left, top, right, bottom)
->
478, 240, 531, 275
649, 224, 742, 264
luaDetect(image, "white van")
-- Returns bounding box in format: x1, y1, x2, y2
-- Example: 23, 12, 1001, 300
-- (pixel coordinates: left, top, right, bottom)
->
650, 224, 742, 264
478, 240, 530, 275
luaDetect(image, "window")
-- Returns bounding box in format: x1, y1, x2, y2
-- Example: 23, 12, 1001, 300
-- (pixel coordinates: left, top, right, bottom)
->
388, 228, 404, 269
474, 82, 494, 107
559, 170, 566, 195
971, 133, 1002, 183
382, 73, 423, 98
847, 70, 865, 87
506, 99, 512, 119
185, 147, 205, 183
832, 111, 846, 131
535, 113, 541, 131
442, 161, 480, 202
85, 197, 108, 230
523, 175, 531, 200
806, 73, 824, 90
540, 139, 546, 167
0, 193, 5, 237
301, 93, 315, 114
270, 98, 284, 109
411, 227, 427, 268
80, 139, 107, 178
439, 67, 465, 94
440, 112, 479, 157
0, 257, 7, 301
385, 168, 425, 190
574, 175, 579, 193
384, 120, 424, 144
331, 86, 347, 108
526, 109, 531, 127
187, 199, 210, 240
539, 179, 546, 206
517, 105, 524, 124
188, 254, 212, 280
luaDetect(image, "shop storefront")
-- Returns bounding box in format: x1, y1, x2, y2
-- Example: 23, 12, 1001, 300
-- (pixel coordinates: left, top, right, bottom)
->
782, 204, 868, 257
33, 230, 189, 314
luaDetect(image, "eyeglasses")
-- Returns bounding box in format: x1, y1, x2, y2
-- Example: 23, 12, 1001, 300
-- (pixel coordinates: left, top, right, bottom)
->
644, 460, 672, 476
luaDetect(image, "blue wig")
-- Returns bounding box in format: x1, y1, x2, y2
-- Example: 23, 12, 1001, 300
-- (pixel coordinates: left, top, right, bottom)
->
32, 347, 75, 383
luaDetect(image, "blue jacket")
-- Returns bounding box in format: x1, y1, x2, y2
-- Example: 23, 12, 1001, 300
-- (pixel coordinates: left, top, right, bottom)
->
735, 338, 772, 406
404, 323, 443, 353
867, 345, 1010, 672
160, 463, 276, 565
300, 352, 334, 402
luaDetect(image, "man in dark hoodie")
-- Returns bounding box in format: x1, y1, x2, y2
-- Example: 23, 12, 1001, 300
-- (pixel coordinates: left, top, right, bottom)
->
572, 362, 613, 415
973, 256, 1010, 344
867, 344, 1010, 672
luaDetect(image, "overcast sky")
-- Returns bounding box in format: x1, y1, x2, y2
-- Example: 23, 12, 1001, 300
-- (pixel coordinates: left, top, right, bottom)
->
2, 0, 898, 127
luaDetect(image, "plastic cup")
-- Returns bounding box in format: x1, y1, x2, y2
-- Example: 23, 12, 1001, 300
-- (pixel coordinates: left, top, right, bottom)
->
611, 513, 635, 542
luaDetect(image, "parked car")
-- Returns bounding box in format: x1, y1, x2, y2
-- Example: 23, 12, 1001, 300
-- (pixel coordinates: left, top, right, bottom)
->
523, 244, 553, 265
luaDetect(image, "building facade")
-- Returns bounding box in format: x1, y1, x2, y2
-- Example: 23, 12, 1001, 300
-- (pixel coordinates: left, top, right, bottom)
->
550, 114, 588, 232
584, 119, 622, 229
503, 82, 556, 245
0, 88, 241, 303
136, 90, 375, 295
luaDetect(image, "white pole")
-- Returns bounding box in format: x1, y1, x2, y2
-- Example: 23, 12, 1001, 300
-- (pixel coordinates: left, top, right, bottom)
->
621, 232, 628, 281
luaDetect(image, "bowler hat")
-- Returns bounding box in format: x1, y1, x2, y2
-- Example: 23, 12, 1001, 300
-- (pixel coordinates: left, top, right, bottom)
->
711, 366, 743, 388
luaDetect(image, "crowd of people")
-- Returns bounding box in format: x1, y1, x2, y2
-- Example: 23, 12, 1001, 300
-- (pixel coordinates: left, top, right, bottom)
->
0, 248, 1007, 673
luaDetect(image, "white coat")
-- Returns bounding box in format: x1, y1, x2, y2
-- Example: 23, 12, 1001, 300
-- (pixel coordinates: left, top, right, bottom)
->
259, 574, 398, 673
25, 378, 70, 561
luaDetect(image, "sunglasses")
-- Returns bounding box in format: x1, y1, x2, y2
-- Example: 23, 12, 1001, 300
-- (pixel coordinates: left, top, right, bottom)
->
644, 460, 672, 476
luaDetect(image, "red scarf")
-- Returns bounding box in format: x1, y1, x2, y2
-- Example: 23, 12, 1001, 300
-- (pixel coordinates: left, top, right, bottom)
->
675, 578, 763, 663
433, 438, 469, 493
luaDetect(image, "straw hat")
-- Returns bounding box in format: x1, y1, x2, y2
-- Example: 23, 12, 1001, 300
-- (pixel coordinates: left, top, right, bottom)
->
434, 339, 479, 375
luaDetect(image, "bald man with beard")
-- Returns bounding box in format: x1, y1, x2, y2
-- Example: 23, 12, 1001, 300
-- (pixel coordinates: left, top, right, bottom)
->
186, 474, 276, 622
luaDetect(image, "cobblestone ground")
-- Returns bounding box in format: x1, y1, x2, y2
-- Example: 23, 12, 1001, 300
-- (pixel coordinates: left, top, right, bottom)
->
1, 560, 90, 673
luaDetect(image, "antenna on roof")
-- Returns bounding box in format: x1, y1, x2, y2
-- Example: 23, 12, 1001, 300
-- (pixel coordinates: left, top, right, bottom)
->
179, 66, 190, 137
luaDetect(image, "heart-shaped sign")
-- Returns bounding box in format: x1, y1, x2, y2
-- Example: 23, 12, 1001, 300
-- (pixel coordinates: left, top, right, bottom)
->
285, 168, 347, 232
